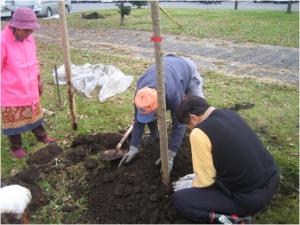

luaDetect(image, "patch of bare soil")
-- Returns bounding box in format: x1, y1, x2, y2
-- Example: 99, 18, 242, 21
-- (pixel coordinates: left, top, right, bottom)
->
59, 131, 195, 223
1, 144, 64, 224
27, 143, 62, 166
229, 102, 255, 111
65, 133, 128, 165
79, 135, 194, 224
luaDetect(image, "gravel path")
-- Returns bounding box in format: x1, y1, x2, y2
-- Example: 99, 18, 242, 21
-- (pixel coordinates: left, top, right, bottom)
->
36, 25, 299, 85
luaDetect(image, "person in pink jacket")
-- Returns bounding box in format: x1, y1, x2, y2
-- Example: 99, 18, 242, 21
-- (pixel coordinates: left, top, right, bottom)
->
1, 7, 55, 159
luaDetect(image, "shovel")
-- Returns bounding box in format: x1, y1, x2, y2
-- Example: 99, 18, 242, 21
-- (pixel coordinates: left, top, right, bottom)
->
101, 124, 134, 161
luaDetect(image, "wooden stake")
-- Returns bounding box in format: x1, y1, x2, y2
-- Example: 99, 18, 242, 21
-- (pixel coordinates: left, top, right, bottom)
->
58, 0, 78, 130
159, 6, 182, 29
54, 65, 63, 108
150, 1, 169, 185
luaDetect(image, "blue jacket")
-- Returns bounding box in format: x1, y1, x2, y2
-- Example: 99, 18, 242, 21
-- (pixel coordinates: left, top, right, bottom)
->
130, 55, 202, 152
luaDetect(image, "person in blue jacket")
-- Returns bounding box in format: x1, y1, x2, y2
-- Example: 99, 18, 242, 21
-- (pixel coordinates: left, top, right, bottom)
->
118, 54, 204, 173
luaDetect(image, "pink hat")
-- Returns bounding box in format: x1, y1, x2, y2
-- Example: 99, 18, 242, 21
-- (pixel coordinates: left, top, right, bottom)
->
10, 7, 40, 30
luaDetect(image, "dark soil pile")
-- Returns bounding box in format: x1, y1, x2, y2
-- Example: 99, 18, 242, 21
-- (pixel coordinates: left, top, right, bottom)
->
2, 131, 195, 224
27, 143, 62, 166
66, 133, 127, 165
83, 137, 195, 224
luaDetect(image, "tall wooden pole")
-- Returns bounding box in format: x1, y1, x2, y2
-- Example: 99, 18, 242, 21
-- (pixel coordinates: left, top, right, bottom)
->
150, 1, 169, 185
58, 0, 78, 130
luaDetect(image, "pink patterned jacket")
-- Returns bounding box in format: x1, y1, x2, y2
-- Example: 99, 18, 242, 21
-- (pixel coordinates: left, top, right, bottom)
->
1, 24, 40, 108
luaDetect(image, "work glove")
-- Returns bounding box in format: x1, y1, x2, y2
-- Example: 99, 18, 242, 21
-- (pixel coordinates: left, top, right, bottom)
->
118, 146, 139, 168
173, 179, 193, 192
155, 149, 176, 173
178, 173, 196, 181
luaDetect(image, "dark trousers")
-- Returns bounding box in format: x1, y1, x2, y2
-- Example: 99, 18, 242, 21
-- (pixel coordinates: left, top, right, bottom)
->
8, 125, 47, 151
147, 119, 159, 136
172, 173, 279, 223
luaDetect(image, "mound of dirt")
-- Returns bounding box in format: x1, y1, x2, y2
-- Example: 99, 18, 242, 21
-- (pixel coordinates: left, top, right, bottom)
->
84, 138, 195, 224
2, 131, 194, 224
27, 143, 63, 166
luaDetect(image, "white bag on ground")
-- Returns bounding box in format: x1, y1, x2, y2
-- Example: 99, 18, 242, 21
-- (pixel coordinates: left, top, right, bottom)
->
53, 63, 133, 102
99, 70, 133, 102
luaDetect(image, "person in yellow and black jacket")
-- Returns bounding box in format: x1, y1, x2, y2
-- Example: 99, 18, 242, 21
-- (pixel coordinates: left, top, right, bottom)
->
172, 95, 279, 224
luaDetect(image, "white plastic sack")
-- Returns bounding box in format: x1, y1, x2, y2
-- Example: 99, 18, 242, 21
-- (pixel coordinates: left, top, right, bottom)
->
53, 63, 133, 102
99, 70, 133, 102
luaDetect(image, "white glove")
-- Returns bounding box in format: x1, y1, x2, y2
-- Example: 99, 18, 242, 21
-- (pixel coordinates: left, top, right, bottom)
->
178, 173, 196, 181
118, 146, 139, 167
0, 185, 32, 218
173, 179, 193, 192
155, 149, 176, 173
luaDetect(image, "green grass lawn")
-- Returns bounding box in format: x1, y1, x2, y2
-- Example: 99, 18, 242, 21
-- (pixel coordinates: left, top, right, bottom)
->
67, 8, 299, 47
1, 7, 299, 224
1, 41, 298, 223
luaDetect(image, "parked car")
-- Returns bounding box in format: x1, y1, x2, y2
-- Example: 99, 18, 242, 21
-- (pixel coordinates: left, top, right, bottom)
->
1, 0, 14, 17
198, 1, 222, 4
1, 0, 72, 18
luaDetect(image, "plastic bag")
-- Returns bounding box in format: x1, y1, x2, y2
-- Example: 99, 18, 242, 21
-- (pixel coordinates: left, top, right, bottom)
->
53, 63, 133, 102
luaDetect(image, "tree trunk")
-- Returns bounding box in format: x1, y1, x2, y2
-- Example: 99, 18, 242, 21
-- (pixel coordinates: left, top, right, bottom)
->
120, 14, 125, 26
235, 0, 238, 10
150, 1, 169, 186
58, 0, 78, 130
120, 1, 125, 26
287, 1, 292, 13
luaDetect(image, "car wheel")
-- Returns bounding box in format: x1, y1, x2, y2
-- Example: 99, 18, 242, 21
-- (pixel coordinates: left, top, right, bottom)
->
65, 5, 70, 14
46, 7, 52, 17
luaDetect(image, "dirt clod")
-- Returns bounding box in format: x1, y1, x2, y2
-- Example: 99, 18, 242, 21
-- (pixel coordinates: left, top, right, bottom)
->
28, 185, 49, 211
27, 144, 62, 166
12, 167, 40, 185
62, 204, 79, 212
229, 102, 255, 111
84, 158, 98, 170
69, 184, 85, 200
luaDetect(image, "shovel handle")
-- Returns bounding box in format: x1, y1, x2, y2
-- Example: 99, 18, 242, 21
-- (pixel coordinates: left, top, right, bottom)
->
116, 124, 134, 150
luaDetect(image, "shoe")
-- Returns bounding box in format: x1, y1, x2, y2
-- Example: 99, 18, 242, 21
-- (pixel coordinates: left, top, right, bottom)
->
209, 212, 253, 224
40, 136, 56, 144
10, 148, 27, 159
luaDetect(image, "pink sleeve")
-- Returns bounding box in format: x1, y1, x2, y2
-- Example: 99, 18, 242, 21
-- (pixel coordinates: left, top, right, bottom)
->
1, 40, 7, 73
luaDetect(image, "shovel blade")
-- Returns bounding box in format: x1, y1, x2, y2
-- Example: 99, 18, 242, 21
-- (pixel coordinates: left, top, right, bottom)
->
101, 149, 128, 161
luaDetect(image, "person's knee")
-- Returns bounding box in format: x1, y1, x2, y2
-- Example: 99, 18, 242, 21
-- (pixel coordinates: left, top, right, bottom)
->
172, 191, 209, 223
172, 191, 187, 212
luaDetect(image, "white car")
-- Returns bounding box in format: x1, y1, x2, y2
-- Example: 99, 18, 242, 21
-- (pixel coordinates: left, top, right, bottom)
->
1, 0, 72, 18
